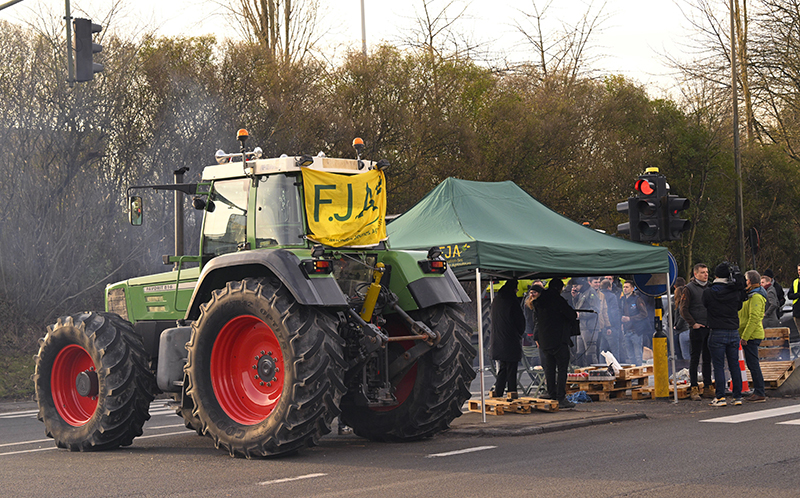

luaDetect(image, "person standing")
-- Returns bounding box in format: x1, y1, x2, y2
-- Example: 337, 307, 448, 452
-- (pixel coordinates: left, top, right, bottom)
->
786, 264, 800, 335
620, 281, 648, 365
679, 263, 714, 401
522, 281, 545, 350
740, 271, 767, 402
574, 277, 612, 366
600, 279, 623, 361
761, 274, 781, 329
764, 269, 785, 321
703, 262, 747, 407
671, 277, 690, 360
489, 279, 526, 399
531, 280, 578, 409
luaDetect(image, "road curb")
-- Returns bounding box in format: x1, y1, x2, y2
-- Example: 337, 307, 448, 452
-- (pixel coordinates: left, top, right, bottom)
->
443, 412, 647, 437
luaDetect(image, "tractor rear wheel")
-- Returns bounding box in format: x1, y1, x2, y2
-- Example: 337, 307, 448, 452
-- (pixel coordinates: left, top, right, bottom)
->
185, 277, 346, 457
340, 304, 476, 441
34, 312, 155, 451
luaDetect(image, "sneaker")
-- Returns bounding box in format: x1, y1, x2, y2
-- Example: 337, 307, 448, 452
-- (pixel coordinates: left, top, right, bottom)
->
338, 425, 353, 435
558, 399, 576, 409
537, 393, 553, 400
709, 397, 727, 407
746, 394, 767, 402
733, 398, 743, 406
702, 387, 716, 399
690, 386, 701, 401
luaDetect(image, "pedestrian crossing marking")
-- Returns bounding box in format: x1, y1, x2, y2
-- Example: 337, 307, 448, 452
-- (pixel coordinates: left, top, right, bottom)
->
700, 404, 800, 424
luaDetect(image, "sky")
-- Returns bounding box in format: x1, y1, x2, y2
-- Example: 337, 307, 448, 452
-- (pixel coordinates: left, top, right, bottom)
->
0, 0, 701, 95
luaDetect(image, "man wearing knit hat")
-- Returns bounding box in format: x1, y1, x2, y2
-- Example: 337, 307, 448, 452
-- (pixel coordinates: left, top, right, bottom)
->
702, 262, 747, 406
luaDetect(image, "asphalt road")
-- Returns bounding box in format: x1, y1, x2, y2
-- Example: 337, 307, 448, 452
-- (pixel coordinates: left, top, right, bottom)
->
3, 398, 800, 497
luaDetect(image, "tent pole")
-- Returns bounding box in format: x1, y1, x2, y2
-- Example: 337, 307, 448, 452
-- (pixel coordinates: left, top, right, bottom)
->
476, 268, 486, 422
665, 271, 678, 404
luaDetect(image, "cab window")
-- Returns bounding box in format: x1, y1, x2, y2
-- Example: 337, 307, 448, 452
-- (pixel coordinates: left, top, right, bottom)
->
255, 173, 305, 247
202, 178, 249, 256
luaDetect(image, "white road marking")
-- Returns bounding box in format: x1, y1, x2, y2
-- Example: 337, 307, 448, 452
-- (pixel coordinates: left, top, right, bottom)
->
0, 428, 194, 456
426, 445, 497, 458
258, 473, 328, 485
0, 439, 50, 448
700, 404, 800, 423
145, 424, 188, 430
0, 410, 39, 419
0, 447, 56, 456
136, 430, 194, 440
776, 419, 800, 425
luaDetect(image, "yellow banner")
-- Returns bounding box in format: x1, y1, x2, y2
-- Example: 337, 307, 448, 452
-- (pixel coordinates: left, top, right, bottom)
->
302, 168, 387, 247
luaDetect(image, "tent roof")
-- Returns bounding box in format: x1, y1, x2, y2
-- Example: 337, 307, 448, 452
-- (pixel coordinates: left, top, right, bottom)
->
387, 178, 668, 279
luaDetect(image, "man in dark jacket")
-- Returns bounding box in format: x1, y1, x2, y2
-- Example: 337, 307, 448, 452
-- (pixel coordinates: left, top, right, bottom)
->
531, 279, 578, 409
620, 281, 648, 365
489, 280, 526, 398
679, 263, 714, 400
702, 262, 747, 406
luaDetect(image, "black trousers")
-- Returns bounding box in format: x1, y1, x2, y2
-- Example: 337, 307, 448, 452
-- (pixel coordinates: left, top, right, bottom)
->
540, 344, 571, 400
689, 327, 712, 388
493, 360, 518, 396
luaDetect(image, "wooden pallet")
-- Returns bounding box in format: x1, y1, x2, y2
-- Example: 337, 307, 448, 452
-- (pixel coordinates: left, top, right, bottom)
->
467, 396, 559, 415
617, 365, 654, 380
760, 328, 790, 361
632, 384, 691, 400
567, 376, 650, 393
746, 360, 795, 389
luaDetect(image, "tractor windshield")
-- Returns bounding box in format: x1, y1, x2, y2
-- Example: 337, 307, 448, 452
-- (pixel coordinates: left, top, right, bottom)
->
202, 178, 249, 256
255, 173, 305, 247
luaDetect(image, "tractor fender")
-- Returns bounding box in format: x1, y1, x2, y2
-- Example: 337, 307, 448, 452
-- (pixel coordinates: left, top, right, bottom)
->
380, 250, 470, 311
184, 249, 348, 321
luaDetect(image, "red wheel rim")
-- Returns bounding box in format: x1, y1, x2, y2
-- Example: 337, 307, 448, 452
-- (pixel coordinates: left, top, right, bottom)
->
211, 315, 284, 425
372, 320, 417, 412
51, 345, 98, 426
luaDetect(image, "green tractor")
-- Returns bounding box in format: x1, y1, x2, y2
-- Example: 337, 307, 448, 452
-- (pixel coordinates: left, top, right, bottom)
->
33, 132, 476, 457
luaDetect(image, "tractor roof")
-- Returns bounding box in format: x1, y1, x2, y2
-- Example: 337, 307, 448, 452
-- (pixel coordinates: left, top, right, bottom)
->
202, 156, 377, 181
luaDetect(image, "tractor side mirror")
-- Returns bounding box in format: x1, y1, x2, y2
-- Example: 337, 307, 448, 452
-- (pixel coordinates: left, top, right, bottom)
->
129, 196, 143, 226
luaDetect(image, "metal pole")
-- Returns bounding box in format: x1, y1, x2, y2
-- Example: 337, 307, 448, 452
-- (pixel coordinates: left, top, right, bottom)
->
730, 0, 745, 267
65, 0, 74, 87
665, 273, 678, 403
360, 0, 367, 56
0, 0, 26, 11
173, 167, 188, 270
476, 268, 486, 422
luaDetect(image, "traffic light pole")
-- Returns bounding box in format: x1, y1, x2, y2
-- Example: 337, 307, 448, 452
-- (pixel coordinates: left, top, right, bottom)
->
65, 0, 74, 87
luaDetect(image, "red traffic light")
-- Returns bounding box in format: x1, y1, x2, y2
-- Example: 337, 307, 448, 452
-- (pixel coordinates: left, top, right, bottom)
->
635, 179, 655, 196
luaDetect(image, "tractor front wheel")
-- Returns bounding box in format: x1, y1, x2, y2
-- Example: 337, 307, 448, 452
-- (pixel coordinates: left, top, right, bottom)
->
340, 304, 476, 441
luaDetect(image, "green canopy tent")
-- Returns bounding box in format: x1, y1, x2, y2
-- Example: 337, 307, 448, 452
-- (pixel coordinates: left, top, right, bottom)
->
387, 178, 669, 279
387, 178, 675, 416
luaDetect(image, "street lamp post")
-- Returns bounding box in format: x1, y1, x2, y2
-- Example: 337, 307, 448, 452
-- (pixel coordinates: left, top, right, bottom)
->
730, 0, 745, 267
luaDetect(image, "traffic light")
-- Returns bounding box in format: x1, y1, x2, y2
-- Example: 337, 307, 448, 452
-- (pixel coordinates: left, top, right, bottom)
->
74, 18, 103, 82
633, 172, 665, 242
616, 197, 640, 241
664, 194, 691, 240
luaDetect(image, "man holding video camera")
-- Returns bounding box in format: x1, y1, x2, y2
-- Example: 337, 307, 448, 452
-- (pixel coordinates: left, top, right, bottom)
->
702, 262, 748, 407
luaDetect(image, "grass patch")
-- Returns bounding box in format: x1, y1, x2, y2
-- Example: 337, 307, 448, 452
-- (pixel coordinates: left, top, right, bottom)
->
0, 353, 35, 400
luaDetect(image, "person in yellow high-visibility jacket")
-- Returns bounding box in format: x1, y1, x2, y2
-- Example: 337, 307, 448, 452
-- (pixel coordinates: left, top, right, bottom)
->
739, 270, 767, 402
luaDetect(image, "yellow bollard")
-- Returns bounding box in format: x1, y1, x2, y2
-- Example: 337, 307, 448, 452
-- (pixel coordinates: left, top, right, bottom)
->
653, 305, 669, 397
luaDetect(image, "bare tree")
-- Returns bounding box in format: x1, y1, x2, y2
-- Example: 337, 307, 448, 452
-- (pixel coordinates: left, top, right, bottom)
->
514, 0, 608, 85
223, 0, 324, 64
